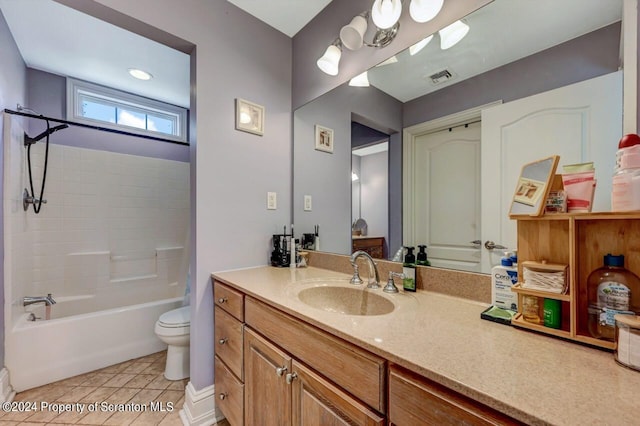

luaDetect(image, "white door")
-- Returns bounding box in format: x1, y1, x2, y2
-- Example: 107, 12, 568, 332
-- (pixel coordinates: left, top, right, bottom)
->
481, 71, 623, 271
412, 122, 482, 272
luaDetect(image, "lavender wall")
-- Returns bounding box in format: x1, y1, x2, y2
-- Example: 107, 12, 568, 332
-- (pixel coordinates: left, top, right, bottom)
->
26, 68, 189, 162
60, 0, 293, 394
404, 22, 621, 126
292, 0, 492, 109
0, 9, 27, 370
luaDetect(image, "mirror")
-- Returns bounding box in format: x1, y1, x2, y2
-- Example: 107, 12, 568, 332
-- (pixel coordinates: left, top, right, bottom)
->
293, 0, 623, 273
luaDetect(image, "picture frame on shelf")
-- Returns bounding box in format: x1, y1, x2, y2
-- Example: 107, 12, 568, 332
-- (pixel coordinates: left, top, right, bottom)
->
235, 98, 264, 136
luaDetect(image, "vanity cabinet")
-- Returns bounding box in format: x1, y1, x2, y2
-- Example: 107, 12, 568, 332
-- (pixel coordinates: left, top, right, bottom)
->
510, 212, 640, 350
214, 282, 245, 425
388, 365, 522, 425
352, 236, 385, 259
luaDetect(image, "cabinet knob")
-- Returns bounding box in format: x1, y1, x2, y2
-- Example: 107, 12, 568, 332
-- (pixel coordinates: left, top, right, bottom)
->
217, 297, 227, 304
275, 366, 288, 376
218, 338, 228, 345
285, 372, 298, 384
219, 392, 227, 400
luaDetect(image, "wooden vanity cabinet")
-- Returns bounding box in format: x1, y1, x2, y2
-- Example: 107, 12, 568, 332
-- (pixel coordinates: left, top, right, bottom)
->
214, 281, 245, 425
388, 365, 522, 426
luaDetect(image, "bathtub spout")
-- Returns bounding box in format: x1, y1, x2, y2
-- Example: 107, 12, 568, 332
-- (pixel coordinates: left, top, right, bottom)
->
23, 293, 56, 307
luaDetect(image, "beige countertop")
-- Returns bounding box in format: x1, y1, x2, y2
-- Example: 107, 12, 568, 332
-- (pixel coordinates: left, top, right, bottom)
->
212, 266, 640, 426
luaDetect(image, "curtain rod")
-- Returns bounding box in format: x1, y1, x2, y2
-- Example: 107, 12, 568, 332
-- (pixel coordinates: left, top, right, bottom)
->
4, 108, 189, 146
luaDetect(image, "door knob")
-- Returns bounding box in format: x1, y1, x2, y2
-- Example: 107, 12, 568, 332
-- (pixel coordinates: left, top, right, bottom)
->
484, 241, 508, 250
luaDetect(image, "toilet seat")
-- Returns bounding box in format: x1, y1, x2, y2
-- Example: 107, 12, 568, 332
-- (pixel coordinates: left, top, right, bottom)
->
157, 306, 190, 328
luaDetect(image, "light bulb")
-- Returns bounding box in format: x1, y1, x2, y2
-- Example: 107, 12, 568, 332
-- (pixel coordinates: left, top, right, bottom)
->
409, 0, 444, 23
371, 0, 402, 30
317, 43, 342, 76
439, 20, 470, 50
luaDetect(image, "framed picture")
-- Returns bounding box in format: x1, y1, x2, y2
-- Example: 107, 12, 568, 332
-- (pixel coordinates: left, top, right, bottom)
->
235, 98, 264, 136
315, 125, 334, 153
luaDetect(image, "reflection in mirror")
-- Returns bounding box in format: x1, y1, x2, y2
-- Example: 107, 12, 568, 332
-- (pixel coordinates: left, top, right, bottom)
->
293, 0, 624, 274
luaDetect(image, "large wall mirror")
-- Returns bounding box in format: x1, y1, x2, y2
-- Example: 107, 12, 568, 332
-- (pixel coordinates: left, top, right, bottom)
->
293, 0, 625, 274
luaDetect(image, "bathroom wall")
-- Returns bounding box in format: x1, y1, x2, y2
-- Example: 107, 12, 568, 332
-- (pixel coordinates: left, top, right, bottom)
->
359, 150, 388, 248
61, 0, 294, 394
0, 9, 27, 370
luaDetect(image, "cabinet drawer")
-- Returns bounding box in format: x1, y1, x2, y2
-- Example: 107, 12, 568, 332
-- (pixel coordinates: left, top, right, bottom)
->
215, 307, 244, 380
215, 356, 244, 426
389, 365, 522, 426
245, 297, 386, 413
215, 281, 244, 321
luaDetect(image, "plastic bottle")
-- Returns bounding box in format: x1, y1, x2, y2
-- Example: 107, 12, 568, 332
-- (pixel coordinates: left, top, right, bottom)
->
587, 254, 640, 341
416, 245, 431, 266
402, 247, 416, 292
491, 256, 518, 311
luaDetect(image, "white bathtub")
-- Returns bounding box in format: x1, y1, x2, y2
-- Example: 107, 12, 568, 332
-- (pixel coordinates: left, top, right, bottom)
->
6, 296, 185, 392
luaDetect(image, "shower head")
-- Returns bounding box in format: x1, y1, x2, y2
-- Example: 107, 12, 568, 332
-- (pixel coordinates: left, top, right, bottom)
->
24, 124, 69, 146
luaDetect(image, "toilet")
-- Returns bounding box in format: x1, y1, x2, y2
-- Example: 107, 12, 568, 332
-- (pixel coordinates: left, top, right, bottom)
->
155, 306, 190, 380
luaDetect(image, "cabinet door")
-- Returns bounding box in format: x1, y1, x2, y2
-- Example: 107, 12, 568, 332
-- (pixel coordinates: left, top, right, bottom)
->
291, 361, 384, 426
244, 328, 292, 426
215, 356, 244, 426
389, 366, 522, 426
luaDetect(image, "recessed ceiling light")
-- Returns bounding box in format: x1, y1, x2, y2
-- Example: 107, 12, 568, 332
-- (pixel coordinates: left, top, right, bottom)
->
128, 68, 153, 80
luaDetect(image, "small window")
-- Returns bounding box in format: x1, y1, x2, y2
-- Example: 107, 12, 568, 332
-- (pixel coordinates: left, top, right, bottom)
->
67, 78, 187, 143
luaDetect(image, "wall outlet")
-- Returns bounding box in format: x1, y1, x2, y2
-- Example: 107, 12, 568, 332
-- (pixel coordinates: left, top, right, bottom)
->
304, 195, 312, 211
267, 192, 277, 210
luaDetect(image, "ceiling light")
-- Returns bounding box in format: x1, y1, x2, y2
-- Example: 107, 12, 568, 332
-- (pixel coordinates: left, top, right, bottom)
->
340, 13, 368, 50
371, 0, 402, 30
128, 68, 152, 80
349, 71, 370, 87
439, 20, 470, 50
409, 0, 444, 23
409, 35, 433, 56
316, 39, 342, 76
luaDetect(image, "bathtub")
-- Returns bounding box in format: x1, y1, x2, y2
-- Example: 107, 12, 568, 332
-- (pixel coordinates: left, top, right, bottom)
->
6, 296, 185, 392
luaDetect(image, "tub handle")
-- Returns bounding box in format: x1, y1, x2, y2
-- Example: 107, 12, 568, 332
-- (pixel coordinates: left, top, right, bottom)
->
218, 338, 228, 345
217, 297, 227, 304
219, 392, 227, 400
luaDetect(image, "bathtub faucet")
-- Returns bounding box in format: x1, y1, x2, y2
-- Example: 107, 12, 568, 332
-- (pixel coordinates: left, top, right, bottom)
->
23, 293, 56, 307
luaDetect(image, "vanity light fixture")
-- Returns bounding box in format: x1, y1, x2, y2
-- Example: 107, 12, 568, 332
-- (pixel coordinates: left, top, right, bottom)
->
340, 13, 369, 50
316, 39, 343, 76
128, 68, 153, 80
439, 19, 470, 50
349, 71, 370, 87
409, 0, 444, 23
371, 0, 402, 30
409, 34, 433, 55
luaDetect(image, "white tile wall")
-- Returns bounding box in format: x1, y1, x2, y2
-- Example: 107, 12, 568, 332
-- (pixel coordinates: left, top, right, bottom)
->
3, 115, 190, 317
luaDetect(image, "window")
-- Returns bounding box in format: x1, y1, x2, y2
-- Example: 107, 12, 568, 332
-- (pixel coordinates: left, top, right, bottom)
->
67, 78, 188, 143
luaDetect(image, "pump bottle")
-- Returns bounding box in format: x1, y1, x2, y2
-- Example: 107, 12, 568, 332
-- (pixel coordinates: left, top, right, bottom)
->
403, 247, 416, 292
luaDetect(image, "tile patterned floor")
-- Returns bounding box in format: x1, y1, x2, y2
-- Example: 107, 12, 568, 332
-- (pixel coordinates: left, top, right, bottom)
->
0, 351, 187, 425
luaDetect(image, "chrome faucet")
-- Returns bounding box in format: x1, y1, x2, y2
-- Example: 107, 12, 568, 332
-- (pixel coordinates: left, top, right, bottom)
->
23, 293, 56, 307
349, 250, 381, 289
383, 271, 405, 294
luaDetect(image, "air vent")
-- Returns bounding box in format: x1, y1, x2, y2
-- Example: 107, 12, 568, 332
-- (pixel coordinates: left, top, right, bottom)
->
426, 68, 455, 85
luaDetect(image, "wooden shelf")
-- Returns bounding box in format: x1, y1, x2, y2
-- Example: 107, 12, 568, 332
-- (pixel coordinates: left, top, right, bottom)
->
511, 283, 570, 301
512, 212, 640, 350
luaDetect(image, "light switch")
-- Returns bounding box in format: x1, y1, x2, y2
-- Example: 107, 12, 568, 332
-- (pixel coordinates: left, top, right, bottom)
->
267, 192, 277, 210
304, 195, 312, 211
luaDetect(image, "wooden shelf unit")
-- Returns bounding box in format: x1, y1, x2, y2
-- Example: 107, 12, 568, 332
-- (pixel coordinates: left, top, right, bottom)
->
511, 212, 640, 350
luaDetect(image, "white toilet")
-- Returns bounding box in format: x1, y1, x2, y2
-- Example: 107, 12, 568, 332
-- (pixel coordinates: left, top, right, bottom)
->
155, 306, 190, 380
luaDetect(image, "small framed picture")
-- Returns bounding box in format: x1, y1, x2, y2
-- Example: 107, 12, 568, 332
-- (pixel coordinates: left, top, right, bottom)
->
315, 125, 334, 153
513, 177, 546, 206
235, 98, 264, 136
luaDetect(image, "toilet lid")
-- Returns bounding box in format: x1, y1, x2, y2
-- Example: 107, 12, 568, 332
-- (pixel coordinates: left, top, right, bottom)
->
158, 306, 190, 328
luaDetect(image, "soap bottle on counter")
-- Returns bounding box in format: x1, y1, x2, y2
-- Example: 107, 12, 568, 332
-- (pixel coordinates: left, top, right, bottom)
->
587, 254, 640, 341
416, 245, 431, 266
402, 247, 416, 292
491, 255, 518, 312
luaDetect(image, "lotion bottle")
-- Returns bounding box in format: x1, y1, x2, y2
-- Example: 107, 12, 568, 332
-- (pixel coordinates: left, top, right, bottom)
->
402, 247, 416, 292
491, 256, 518, 311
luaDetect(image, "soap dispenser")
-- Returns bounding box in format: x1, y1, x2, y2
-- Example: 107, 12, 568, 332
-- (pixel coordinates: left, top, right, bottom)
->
402, 247, 416, 292
417, 245, 431, 266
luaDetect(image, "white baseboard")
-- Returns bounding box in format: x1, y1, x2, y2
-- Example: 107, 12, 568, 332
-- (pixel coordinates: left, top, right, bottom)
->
179, 381, 219, 426
0, 368, 16, 403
